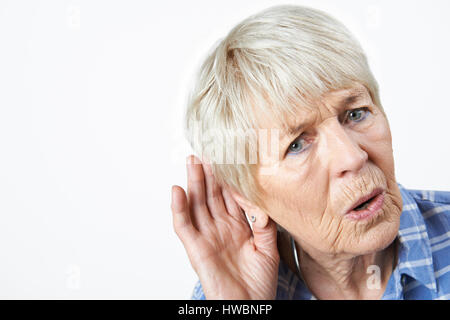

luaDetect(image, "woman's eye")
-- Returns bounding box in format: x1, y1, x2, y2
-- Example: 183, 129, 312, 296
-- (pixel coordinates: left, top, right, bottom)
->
286, 107, 370, 156
287, 136, 309, 155
346, 107, 370, 123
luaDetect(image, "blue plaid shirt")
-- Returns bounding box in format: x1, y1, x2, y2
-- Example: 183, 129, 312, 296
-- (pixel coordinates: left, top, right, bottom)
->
191, 182, 450, 300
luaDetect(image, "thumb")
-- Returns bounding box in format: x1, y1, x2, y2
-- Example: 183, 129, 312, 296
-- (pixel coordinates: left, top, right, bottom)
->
250, 215, 278, 258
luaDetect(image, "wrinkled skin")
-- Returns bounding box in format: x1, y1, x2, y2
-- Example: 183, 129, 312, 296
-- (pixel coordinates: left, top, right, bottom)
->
253, 83, 403, 298
257, 83, 402, 258
172, 82, 403, 299
172, 156, 279, 300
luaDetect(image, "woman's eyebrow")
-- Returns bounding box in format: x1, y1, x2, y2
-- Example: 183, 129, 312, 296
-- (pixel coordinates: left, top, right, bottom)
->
287, 123, 306, 138
284, 90, 367, 139
340, 90, 366, 109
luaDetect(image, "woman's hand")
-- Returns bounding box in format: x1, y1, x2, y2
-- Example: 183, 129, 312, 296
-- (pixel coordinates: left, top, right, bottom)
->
171, 155, 279, 300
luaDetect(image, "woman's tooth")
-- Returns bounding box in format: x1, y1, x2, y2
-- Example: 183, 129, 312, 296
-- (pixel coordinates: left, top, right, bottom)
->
355, 201, 370, 211
361, 202, 369, 209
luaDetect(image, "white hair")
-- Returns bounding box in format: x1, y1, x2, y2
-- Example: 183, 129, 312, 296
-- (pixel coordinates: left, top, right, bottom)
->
185, 4, 383, 211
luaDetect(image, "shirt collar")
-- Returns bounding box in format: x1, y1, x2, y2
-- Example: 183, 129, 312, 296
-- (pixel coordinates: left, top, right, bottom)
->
395, 182, 437, 292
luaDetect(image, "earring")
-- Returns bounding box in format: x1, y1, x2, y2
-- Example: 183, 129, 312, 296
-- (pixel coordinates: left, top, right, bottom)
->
250, 215, 256, 223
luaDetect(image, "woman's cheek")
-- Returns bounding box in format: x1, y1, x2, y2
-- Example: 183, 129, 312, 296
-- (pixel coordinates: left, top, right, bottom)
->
369, 113, 392, 142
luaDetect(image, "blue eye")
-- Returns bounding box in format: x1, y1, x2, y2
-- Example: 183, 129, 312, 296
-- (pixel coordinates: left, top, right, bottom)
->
286, 107, 371, 156
347, 107, 370, 123
287, 136, 309, 155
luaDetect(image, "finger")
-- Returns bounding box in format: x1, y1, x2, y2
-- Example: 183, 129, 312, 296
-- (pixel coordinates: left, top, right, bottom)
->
222, 187, 246, 221
186, 155, 212, 225
171, 185, 197, 242
202, 161, 227, 219
251, 217, 279, 258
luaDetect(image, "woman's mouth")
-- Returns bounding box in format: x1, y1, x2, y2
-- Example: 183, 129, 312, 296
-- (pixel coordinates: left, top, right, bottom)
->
345, 189, 385, 221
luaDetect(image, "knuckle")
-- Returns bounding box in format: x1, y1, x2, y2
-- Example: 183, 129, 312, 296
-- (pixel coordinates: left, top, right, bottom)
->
173, 221, 186, 238
170, 203, 178, 214
209, 186, 220, 200
188, 166, 204, 181
173, 212, 188, 228
206, 196, 222, 213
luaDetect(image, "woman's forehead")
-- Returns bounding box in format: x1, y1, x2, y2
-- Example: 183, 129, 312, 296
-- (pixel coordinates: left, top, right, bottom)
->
253, 83, 372, 134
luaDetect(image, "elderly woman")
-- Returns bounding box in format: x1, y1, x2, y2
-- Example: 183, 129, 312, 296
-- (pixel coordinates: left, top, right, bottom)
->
171, 5, 450, 300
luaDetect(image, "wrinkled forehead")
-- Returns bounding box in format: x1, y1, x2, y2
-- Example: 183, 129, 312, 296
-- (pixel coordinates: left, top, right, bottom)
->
251, 83, 373, 137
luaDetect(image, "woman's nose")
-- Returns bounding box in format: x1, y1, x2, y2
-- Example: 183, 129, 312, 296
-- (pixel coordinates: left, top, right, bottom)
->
320, 119, 368, 178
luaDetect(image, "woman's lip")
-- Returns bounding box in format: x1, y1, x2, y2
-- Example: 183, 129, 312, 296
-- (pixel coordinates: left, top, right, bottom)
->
345, 191, 385, 221
345, 188, 384, 214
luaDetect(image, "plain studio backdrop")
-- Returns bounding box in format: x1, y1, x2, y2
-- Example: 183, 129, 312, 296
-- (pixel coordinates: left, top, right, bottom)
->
0, 0, 449, 299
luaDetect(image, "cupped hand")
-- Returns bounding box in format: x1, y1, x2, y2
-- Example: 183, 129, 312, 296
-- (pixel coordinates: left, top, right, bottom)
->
171, 155, 279, 300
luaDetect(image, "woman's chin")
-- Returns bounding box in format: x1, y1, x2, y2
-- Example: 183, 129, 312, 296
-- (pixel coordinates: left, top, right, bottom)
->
345, 216, 400, 256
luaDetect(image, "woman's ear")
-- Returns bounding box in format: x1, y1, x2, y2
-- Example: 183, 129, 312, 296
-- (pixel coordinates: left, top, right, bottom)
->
227, 188, 269, 229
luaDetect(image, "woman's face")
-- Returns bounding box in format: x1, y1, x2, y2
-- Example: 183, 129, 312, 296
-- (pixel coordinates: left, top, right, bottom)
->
256, 83, 403, 256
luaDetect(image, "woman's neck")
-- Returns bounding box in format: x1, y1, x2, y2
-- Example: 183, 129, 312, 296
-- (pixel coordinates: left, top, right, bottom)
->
293, 237, 398, 300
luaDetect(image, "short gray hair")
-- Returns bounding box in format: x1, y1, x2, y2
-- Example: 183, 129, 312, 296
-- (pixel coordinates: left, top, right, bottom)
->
185, 4, 383, 211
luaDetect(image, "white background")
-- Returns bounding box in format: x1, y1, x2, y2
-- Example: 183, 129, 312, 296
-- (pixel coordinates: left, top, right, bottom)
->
0, 0, 449, 299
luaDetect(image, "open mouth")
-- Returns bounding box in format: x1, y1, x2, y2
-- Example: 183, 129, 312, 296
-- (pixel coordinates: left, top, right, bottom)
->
353, 197, 375, 211
344, 188, 385, 221
346, 188, 384, 214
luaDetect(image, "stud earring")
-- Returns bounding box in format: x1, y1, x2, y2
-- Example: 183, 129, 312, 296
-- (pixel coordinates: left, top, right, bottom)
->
250, 215, 256, 223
